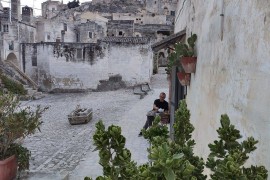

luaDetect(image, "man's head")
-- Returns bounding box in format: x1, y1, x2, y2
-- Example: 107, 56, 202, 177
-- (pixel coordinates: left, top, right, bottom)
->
159, 92, 166, 102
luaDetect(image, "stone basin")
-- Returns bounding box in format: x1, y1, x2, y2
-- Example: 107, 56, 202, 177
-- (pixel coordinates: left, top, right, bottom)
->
68, 108, 93, 125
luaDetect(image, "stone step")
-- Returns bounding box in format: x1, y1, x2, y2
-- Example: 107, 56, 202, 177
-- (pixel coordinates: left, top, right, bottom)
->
26, 89, 38, 96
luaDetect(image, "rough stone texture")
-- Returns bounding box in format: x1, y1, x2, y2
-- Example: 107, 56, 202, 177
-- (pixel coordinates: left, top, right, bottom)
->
175, 0, 270, 170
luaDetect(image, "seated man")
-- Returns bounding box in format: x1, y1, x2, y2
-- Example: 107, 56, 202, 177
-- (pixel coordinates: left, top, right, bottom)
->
138, 92, 169, 136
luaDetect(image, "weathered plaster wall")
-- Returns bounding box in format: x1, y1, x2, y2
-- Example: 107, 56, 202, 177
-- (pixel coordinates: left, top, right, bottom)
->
175, 0, 270, 170
22, 41, 153, 92
36, 19, 76, 43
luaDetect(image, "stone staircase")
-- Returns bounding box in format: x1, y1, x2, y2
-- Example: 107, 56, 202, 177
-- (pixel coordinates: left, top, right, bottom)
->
0, 60, 45, 100
20, 85, 46, 101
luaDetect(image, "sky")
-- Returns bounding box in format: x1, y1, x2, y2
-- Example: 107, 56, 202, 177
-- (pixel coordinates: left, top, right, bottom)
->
1, 0, 91, 15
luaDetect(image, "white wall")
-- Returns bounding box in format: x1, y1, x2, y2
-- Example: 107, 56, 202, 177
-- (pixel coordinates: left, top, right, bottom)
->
23, 43, 153, 92
175, 0, 270, 170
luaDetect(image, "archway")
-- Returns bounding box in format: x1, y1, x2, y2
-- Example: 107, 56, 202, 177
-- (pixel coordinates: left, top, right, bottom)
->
6, 53, 19, 67
158, 52, 166, 67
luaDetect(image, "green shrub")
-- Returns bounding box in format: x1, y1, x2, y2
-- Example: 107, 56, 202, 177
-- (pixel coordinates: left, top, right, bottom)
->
206, 114, 268, 180
0, 75, 27, 95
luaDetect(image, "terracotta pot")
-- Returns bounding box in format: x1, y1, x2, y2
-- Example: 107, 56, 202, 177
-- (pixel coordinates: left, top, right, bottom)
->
177, 72, 191, 86
180, 57, 197, 73
0, 155, 17, 180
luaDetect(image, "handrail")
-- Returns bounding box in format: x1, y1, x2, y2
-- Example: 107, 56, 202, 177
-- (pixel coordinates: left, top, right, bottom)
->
5, 61, 38, 90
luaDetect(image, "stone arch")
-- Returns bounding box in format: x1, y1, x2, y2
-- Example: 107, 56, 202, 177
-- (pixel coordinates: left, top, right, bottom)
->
6, 53, 19, 66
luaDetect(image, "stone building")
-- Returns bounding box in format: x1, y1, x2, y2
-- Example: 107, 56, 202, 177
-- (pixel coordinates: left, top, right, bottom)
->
0, 1, 36, 68
41, 0, 63, 19
0, 0, 177, 92
167, 0, 270, 172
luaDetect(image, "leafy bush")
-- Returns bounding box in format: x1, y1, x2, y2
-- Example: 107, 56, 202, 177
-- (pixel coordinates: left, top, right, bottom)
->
206, 114, 268, 180
0, 75, 27, 95
0, 93, 48, 171
86, 101, 268, 180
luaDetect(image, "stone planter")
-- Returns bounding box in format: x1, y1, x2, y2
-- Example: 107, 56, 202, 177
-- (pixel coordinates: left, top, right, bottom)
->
180, 57, 197, 73
0, 155, 17, 180
68, 108, 93, 125
177, 72, 190, 86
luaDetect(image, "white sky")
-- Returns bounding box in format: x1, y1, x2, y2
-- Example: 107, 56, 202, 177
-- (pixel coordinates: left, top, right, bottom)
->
1, 0, 91, 15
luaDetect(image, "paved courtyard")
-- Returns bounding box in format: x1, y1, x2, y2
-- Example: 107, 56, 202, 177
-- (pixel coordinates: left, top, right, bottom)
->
21, 68, 169, 179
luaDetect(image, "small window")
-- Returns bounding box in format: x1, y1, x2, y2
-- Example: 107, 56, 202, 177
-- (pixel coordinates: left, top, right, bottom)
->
63, 23, 67, 31
112, 34, 114, 36
155, 1, 156, 4
76, 33, 80, 42
141, 15, 143, 17
89, 32, 93, 38
32, 57, 37, 66
3, 24, 9, 32
30, 32, 34, 43
119, 31, 123, 36
52, 8, 55, 12
171, 11, 175, 16
77, 49, 82, 59
47, 35, 50, 40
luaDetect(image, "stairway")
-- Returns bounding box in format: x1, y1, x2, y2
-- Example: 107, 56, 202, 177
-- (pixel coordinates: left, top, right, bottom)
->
20, 85, 46, 101
0, 60, 45, 100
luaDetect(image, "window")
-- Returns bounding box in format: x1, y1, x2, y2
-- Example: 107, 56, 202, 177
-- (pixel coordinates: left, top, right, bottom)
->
77, 49, 82, 59
76, 33, 80, 42
171, 11, 175, 16
3, 24, 8, 33
63, 23, 67, 31
30, 32, 34, 43
47, 34, 50, 40
32, 56, 37, 66
89, 32, 93, 38
32, 47, 37, 66
119, 31, 123, 36
52, 8, 55, 11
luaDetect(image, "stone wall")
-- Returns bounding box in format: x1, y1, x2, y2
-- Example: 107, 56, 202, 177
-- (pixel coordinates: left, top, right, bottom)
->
36, 19, 76, 43
174, 0, 270, 170
21, 40, 153, 92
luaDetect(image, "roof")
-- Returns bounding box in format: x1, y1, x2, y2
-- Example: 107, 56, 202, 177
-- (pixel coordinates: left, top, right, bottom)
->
151, 29, 186, 52
101, 37, 150, 44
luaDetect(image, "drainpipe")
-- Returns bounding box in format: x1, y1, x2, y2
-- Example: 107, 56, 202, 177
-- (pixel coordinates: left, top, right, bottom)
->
9, 1, 12, 23
220, 0, 225, 41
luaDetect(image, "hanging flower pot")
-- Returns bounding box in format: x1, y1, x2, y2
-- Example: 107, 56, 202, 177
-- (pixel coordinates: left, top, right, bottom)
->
177, 72, 191, 86
180, 57, 197, 73
0, 155, 17, 180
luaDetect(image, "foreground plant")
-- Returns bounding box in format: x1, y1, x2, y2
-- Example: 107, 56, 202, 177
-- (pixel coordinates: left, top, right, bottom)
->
0, 93, 48, 171
206, 114, 268, 180
85, 121, 139, 180
172, 100, 206, 179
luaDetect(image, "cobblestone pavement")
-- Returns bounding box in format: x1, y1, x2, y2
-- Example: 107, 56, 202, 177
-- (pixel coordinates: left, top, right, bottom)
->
21, 67, 169, 179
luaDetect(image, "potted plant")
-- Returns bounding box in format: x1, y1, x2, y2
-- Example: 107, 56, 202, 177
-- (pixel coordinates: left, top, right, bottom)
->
177, 72, 191, 86
0, 93, 47, 179
176, 34, 197, 73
